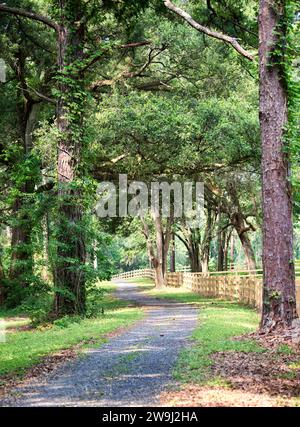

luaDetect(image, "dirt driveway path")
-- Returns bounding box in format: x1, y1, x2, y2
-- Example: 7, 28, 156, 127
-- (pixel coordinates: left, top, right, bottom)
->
0, 281, 198, 407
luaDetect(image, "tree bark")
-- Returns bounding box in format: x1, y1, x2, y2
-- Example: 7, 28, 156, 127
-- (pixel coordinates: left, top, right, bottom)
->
227, 183, 257, 272
9, 67, 40, 306
259, 0, 298, 330
170, 232, 176, 273
201, 208, 214, 274
141, 212, 173, 288
53, 2, 87, 316
223, 229, 232, 272
217, 206, 225, 271
176, 225, 206, 273
230, 232, 235, 270
231, 213, 257, 271
141, 217, 164, 288
153, 213, 165, 288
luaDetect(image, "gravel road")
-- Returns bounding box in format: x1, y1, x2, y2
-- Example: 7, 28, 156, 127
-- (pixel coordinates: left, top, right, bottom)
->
0, 281, 198, 407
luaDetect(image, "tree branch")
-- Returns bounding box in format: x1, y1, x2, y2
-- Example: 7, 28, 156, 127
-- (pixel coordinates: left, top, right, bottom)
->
120, 41, 151, 49
163, 0, 253, 61
0, 4, 58, 31
81, 41, 151, 74
91, 44, 167, 91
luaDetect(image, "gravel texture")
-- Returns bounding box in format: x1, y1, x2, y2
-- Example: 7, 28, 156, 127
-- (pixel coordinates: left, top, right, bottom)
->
0, 281, 198, 407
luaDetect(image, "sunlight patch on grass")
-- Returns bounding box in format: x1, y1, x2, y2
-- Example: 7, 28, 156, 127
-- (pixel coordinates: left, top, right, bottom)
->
124, 277, 155, 288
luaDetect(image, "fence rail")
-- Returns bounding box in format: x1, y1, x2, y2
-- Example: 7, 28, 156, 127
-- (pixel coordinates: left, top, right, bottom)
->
112, 268, 300, 316
112, 269, 155, 280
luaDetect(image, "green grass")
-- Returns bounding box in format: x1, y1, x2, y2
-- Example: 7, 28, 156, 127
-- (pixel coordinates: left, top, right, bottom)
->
124, 277, 154, 289
142, 285, 262, 384
175, 303, 263, 384
276, 344, 295, 355
0, 281, 143, 379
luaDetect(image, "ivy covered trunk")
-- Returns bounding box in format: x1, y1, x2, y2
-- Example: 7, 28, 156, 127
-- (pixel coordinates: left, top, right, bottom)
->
53, 1, 87, 316
9, 92, 40, 306
259, 0, 298, 330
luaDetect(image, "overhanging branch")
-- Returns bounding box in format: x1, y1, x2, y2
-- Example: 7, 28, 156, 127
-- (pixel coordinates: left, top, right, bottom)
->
164, 0, 253, 61
0, 4, 58, 31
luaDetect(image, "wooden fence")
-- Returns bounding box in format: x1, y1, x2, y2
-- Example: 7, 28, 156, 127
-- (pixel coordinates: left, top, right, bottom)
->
112, 268, 300, 315
112, 268, 155, 280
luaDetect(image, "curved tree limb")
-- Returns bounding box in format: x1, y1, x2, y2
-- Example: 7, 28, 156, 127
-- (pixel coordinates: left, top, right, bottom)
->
0, 4, 58, 31
163, 0, 253, 61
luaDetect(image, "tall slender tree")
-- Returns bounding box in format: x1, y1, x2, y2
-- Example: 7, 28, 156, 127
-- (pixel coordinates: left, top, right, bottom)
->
163, 0, 298, 331
259, 0, 298, 330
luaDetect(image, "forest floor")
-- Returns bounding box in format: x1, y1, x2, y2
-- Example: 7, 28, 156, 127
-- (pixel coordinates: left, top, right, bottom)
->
0, 280, 299, 407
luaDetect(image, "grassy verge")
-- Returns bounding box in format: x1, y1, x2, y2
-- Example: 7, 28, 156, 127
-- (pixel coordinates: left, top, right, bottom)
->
141, 284, 262, 384
123, 277, 154, 289
0, 282, 143, 379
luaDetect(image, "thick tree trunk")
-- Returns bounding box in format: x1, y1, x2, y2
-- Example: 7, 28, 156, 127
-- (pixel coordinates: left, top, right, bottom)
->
239, 231, 257, 271
189, 248, 201, 273
259, 0, 298, 330
186, 233, 201, 272
9, 197, 33, 294
53, 3, 87, 316
232, 213, 257, 272
141, 217, 164, 288
227, 183, 257, 272
141, 212, 172, 288
154, 263, 165, 288
9, 94, 40, 306
177, 226, 202, 272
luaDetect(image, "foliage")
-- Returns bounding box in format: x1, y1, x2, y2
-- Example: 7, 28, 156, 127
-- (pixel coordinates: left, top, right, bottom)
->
0, 0, 295, 318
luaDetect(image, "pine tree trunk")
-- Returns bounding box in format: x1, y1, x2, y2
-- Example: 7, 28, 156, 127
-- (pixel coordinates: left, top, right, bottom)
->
259, 0, 298, 330
53, 3, 87, 316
